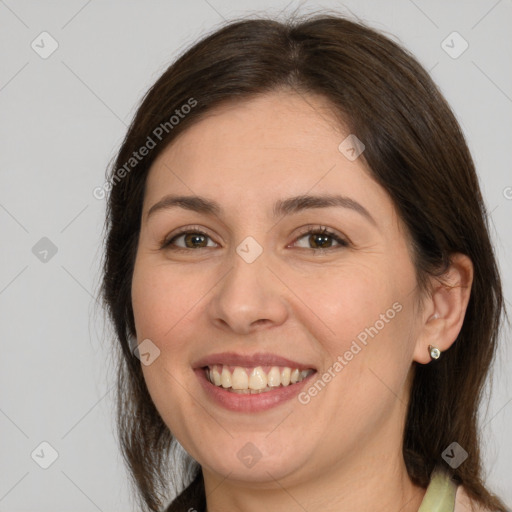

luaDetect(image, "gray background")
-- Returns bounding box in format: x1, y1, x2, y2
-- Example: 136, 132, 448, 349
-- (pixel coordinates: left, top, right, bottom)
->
1, 0, 511, 510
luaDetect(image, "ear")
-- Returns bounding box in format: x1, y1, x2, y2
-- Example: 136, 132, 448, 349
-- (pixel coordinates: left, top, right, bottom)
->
413, 253, 474, 364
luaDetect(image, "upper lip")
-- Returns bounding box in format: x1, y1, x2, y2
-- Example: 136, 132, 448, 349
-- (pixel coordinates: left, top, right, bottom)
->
193, 352, 316, 371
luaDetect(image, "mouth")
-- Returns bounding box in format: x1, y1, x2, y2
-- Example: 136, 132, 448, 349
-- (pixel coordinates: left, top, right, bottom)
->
193, 352, 317, 412
203, 364, 315, 394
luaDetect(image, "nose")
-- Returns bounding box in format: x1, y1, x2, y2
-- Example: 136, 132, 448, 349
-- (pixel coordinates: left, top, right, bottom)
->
207, 248, 289, 335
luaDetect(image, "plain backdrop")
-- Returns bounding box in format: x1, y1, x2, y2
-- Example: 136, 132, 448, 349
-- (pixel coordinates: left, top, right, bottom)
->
1, 0, 511, 510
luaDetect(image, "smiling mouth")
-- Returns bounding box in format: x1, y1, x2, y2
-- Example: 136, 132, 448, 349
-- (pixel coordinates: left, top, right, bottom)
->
204, 364, 316, 394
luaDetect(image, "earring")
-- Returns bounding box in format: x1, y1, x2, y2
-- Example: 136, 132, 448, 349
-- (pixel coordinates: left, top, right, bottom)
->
428, 345, 441, 360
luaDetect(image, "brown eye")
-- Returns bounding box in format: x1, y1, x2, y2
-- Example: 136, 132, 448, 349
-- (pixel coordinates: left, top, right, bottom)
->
293, 227, 348, 250
160, 226, 348, 252
161, 230, 216, 250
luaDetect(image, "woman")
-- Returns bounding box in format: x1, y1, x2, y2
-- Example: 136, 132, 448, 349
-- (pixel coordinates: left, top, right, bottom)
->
100, 12, 510, 512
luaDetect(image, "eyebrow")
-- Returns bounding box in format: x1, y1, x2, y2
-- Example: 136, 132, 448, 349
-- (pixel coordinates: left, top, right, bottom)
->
146, 193, 377, 226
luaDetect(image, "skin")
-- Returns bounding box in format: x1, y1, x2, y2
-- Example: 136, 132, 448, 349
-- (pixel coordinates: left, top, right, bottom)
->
131, 90, 473, 512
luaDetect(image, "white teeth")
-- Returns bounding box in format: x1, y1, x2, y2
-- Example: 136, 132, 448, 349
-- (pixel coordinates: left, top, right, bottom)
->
212, 367, 221, 386
221, 367, 231, 388
267, 366, 281, 387
249, 367, 267, 390
205, 364, 314, 393
231, 367, 249, 390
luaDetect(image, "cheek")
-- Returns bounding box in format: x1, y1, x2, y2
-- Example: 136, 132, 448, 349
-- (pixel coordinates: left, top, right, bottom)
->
304, 266, 403, 351
131, 253, 409, 357
131, 259, 198, 345
131, 262, 201, 440
300, 264, 416, 409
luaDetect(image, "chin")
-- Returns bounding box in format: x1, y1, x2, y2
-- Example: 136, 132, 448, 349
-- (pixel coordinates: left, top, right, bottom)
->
191, 436, 313, 485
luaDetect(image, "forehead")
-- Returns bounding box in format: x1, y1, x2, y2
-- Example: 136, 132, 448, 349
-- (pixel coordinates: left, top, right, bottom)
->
143, 91, 395, 226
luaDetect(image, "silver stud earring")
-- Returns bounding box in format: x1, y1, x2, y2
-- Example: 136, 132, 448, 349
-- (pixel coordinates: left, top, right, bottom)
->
429, 345, 441, 360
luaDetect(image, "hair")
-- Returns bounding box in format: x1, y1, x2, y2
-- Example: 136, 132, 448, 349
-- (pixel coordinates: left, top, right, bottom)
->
99, 11, 509, 512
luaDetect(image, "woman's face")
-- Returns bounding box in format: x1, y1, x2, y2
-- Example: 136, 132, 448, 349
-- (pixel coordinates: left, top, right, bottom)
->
131, 90, 428, 487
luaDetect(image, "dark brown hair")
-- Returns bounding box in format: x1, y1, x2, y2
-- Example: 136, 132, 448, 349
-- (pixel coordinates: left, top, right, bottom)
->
99, 12, 509, 512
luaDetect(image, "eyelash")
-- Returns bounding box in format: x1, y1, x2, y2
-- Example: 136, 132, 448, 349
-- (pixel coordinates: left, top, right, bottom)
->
160, 225, 349, 252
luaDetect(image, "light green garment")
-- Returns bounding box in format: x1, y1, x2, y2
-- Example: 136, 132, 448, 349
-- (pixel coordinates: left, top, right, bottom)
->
418, 465, 459, 512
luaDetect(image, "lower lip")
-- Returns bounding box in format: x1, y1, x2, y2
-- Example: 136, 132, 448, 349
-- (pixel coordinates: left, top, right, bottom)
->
195, 368, 316, 413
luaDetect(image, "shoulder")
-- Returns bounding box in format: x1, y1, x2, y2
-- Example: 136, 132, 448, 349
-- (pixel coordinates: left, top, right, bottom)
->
455, 485, 494, 512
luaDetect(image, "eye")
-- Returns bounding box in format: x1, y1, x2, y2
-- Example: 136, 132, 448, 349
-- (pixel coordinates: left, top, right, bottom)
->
291, 226, 349, 250
160, 225, 349, 252
160, 227, 217, 251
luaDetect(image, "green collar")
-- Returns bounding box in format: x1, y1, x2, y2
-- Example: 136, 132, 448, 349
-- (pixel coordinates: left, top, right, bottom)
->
418, 466, 459, 512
